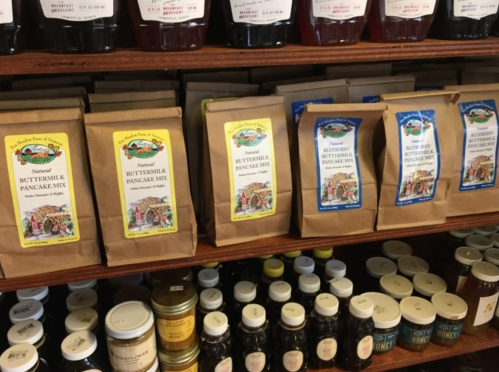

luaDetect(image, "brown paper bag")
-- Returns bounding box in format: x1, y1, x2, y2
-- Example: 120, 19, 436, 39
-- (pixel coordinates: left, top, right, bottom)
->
0, 98, 86, 113
203, 96, 292, 246
326, 63, 392, 80
12, 75, 93, 90
0, 87, 87, 101
462, 67, 499, 85
84, 108, 196, 266
260, 76, 326, 95
295, 103, 386, 237
94, 80, 179, 94
182, 71, 249, 85
0, 108, 101, 278
377, 91, 459, 230
105, 70, 178, 80
444, 84, 499, 217
395, 70, 458, 91
348, 76, 415, 103
88, 91, 176, 113
250, 65, 314, 84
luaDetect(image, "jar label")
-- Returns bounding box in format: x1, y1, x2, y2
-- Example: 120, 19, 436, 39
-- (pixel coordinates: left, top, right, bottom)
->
113, 130, 178, 239
245, 352, 266, 372
156, 315, 195, 342
395, 110, 440, 206
292, 98, 334, 126
224, 118, 276, 222
137, 0, 205, 23
473, 292, 499, 326
4, 133, 80, 248
229, 0, 293, 25
38, 0, 114, 21
457, 100, 498, 192
456, 275, 468, 294
433, 320, 463, 340
316, 338, 337, 361
357, 335, 373, 360
315, 117, 363, 212
385, 0, 437, 19
373, 329, 398, 353
0, 1, 13, 24
215, 357, 232, 372
283, 351, 304, 372
453, 0, 499, 19
399, 323, 432, 345
108, 329, 157, 372
312, 0, 368, 20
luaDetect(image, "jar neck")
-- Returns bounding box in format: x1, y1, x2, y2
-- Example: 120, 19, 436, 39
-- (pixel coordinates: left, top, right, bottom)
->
240, 321, 268, 333
203, 330, 231, 343
200, 303, 224, 313
298, 289, 319, 296
311, 310, 337, 322
279, 320, 306, 331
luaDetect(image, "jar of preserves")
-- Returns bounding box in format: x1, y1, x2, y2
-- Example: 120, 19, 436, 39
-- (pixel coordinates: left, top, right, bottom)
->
312, 247, 333, 279
267, 281, 292, 326
280, 251, 302, 283
260, 259, 285, 300
382, 240, 413, 261
65, 308, 99, 334
323, 260, 347, 290
474, 226, 499, 237
197, 288, 225, 334
0, 344, 49, 372
484, 248, 499, 267
431, 293, 468, 347
0, 0, 26, 54
237, 304, 270, 372
365, 257, 398, 292
232, 281, 257, 329
60, 331, 103, 372
379, 274, 414, 301
292, 257, 315, 289
200, 312, 233, 372
113, 284, 152, 306
159, 339, 200, 372
68, 280, 98, 292
443, 247, 483, 295
148, 268, 193, 289
7, 320, 53, 367
9, 300, 46, 325
412, 273, 447, 301
465, 235, 493, 251
17, 287, 50, 307
492, 234, 499, 248
66, 289, 99, 313
296, 274, 321, 315
197, 269, 221, 292
329, 278, 354, 322
398, 256, 430, 279
398, 297, 436, 351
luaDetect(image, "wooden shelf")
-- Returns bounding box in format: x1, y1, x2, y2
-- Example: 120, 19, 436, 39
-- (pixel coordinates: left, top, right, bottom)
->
3, 38, 499, 75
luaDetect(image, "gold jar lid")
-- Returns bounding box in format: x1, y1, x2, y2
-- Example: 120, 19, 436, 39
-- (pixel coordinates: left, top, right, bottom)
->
159, 338, 200, 366
149, 268, 193, 287
152, 280, 198, 315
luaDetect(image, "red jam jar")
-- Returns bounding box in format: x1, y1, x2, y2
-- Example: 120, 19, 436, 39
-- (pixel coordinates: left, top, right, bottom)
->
0, 0, 26, 54
298, 0, 372, 46
126, 0, 211, 51
367, 0, 439, 42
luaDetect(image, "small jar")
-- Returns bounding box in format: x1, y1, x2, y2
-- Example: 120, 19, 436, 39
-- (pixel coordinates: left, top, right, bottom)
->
197, 288, 225, 334
65, 308, 99, 334
7, 320, 53, 365
197, 269, 221, 292
0, 344, 49, 372
260, 259, 285, 300
398, 256, 430, 279
365, 257, 398, 292
484, 248, 499, 267
296, 274, 321, 315
66, 289, 99, 313
363, 292, 401, 354
60, 331, 103, 372
431, 293, 468, 347
412, 273, 447, 301
108, 273, 144, 290
398, 297, 436, 352
443, 247, 483, 295
491, 233, 499, 248
379, 274, 414, 301
152, 281, 198, 351
382, 240, 413, 261
17, 287, 50, 306
465, 235, 494, 251
68, 279, 98, 292
267, 281, 292, 326
200, 312, 233, 372
292, 257, 315, 289
232, 281, 257, 328
159, 339, 200, 372
473, 226, 498, 237
105, 301, 157, 372
329, 278, 353, 322
113, 284, 152, 306
148, 268, 193, 288
312, 247, 334, 279
10, 300, 45, 325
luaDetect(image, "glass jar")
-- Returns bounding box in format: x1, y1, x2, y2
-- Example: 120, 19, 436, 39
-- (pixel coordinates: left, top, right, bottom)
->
232, 281, 258, 329
7, 320, 53, 366
159, 339, 200, 372
460, 262, 499, 335
474, 226, 499, 237
443, 247, 483, 295
113, 284, 152, 306
292, 256, 315, 289
323, 260, 347, 291
295, 274, 321, 315
152, 281, 198, 351
260, 259, 285, 300
9, 300, 45, 325
412, 273, 447, 301
484, 248, 499, 267
465, 235, 494, 251
17, 287, 50, 307
330, 278, 354, 323
66, 289, 99, 313
197, 288, 225, 335
398, 256, 430, 279
237, 304, 270, 372
451, 353, 485, 372
60, 331, 103, 372
280, 251, 302, 284
0, 0, 26, 54
366, 257, 398, 292
382, 240, 413, 261
68, 279, 98, 292
363, 292, 401, 354
267, 281, 292, 326
398, 297, 436, 351
379, 274, 414, 301
0, 344, 49, 372
431, 293, 468, 347
148, 268, 193, 289
197, 269, 221, 293
312, 247, 333, 279
492, 234, 499, 248
65, 308, 99, 334
105, 301, 157, 372
200, 312, 233, 372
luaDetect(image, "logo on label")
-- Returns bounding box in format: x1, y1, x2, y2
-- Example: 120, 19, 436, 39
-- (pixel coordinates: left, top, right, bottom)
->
122, 139, 163, 159
402, 119, 432, 136
292, 98, 334, 125
320, 123, 353, 138
466, 108, 494, 124
15, 144, 61, 165
232, 128, 267, 148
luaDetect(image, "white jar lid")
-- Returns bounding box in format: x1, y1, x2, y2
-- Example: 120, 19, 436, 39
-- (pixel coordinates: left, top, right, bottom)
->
61, 331, 98, 361
294, 256, 315, 274
146, 358, 159, 372
108, 273, 144, 287
68, 280, 97, 292
465, 235, 493, 251
455, 247, 483, 266
198, 269, 219, 288
491, 234, 499, 248
0, 344, 38, 372
366, 257, 397, 279
398, 256, 430, 277
65, 308, 99, 334
449, 229, 474, 239
16, 287, 49, 302
431, 293, 468, 320
234, 281, 257, 303
242, 304, 266, 328
471, 262, 499, 282
200, 288, 223, 310
379, 274, 413, 300
413, 273, 447, 297
382, 241, 413, 260
330, 277, 353, 298
9, 300, 44, 324
325, 260, 347, 278
349, 296, 374, 319
269, 281, 292, 302
7, 320, 44, 346
281, 303, 305, 327
315, 294, 339, 317
484, 248, 499, 266
66, 289, 98, 312
363, 292, 402, 329
203, 312, 228, 336
400, 297, 436, 325
298, 274, 321, 294
105, 301, 154, 339
473, 226, 498, 236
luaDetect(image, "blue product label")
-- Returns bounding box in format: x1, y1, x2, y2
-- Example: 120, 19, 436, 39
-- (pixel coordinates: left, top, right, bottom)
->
433, 320, 463, 340
395, 110, 441, 206
373, 329, 399, 353
292, 98, 334, 126
458, 100, 498, 192
415, 86, 444, 92
399, 323, 433, 345
315, 117, 362, 212
363, 95, 380, 103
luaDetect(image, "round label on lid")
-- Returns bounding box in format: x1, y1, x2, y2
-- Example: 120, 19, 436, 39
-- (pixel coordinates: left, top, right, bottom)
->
234, 281, 257, 303
298, 274, 320, 294
198, 269, 219, 288
325, 260, 346, 278
330, 277, 353, 297
242, 304, 266, 328
382, 240, 413, 260
455, 247, 483, 266
472, 262, 499, 282
363, 292, 401, 329
65, 308, 99, 334
473, 226, 498, 236
431, 293, 468, 320
281, 303, 305, 327
68, 279, 97, 292
379, 274, 413, 300
105, 301, 155, 339
366, 257, 397, 279
200, 288, 223, 310
9, 300, 44, 324
66, 289, 98, 312
61, 331, 98, 361
349, 295, 374, 319
0, 344, 38, 372
413, 273, 447, 297
398, 256, 430, 277
16, 286, 48, 302
269, 281, 292, 302
315, 293, 339, 317
7, 320, 44, 346
263, 259, 284, 278
294, 256, 315, 274
491, 233, 499, 248
204, 312, 228, 336
465, 235, 493, 251
400, 297, 436, 325
484, 248, 499, 266
449, 229, 474, 239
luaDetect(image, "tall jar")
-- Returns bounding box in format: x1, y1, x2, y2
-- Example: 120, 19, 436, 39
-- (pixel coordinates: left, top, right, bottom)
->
232, 281, 257, 329
382, 240, 413, 261
329, 278, 353, 324
0, 0, 26, 54
295, 274, 321, 315
379, 274, 413, 301
292, 257, 315, 289
197, 288, 225, 335
397, 297, 436, 352
443, 247, 483, 295
431, 293, 468, 347
200, 312, 233, 372
267, 281, 292, 326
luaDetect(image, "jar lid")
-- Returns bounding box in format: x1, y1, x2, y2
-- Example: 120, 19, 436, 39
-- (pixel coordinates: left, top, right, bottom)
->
379, 274, 414, 300
465, 235, 493, 251
330, 277, 353, 297
471, 262, 499, 282
413, 273, 447, 297
349, 296, 374, 319
242, 304, 266, 328
16, 286, 49, 302
65, 308, 99, 333
66, 289, 98, 312
146, 358, 159, 372
298, 274, 321, 294
149, 268, 193, 287
61, 331, 97, 361
281, 303, 305, 327
283, 251, 302, 258
203, 312, 228, 336
398, 256, 430, 277
473, 226, 498, 237
9, 300, 44, 324
325, 260, 347, 279
363, 292, 402, 329
7, 320, 44, 346
113, 284, 151, 306
105, 301, 155, 339
0, 344, 38, 372
269, 281, 292, 302
294, 256, 315, 274
491, 233, 499, 248
108, 273, 144, 287
234, 281, 257, 303
449, 229, 474, 239
158, 339, 200, 366
313, 247, 333, 259
431, 293, 468, 320
259, 255, 273, 260
315, 293, 339, 317
202, 262, 220, 268
197, 269, 219, 288
200, 288, 223, 310
68, 280, 97, 292
400, 297, 436, 325
382, 240, 413, 260
263, 259, 284, 278
151, 280, 198, 315
484, 248, 499, 266
455, 247, 483, 266
366, 257, 397, 279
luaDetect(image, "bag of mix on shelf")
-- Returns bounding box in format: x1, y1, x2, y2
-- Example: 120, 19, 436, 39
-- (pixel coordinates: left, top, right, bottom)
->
88, 91, 176, 112
377, 91, 460, 230
462, 67, 499, 85
84, 108, 196, 266
249, 65, 314, 84
182, 70, 249, 85
0, 87, 87, 101
348, 76, 415, 103
295, 103, 386, 237
0, 108, 101, 278
260, 76, 326, 95
203, 96, 292, 246
395, 70, 458, 91
12, 75, 93, 90
326, 62, 393, 80
94, 79, 179, 94
0, 98, 86, 113
444, 84, 499, 217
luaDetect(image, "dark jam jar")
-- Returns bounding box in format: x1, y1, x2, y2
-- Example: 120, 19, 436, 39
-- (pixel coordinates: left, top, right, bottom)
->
197, 288, 225, 334
232, 281, 257, 330
0, 344, 49, 372
295, 274, 321, 315
329, 278, 353, 324
0, 0, 26, 54
200, 312, 233, 372
260, 259, 285, 301
398, 297, 436, 352
292, 256, 315, 289
60, 331, 104, 372
267, 281, 292, 326
431, 293, 468, 347
443, 247, 483, 295
35, 0, 119, 53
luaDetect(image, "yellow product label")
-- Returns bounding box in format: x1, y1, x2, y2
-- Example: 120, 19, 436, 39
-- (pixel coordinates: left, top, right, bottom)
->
224, 118, 277, 222
113, 130, 177, 239
157, 315, 195, 342
5, 133, 80, 248
175, 363, 198, 372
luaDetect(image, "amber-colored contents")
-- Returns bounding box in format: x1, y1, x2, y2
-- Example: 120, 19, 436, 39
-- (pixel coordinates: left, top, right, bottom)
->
159, 340, 200, 372
200, 313, 233, 372
0, 0, 26, 54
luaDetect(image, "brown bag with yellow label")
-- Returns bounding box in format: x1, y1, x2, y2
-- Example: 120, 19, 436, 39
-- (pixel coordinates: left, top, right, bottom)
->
88, 91, 176, 113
